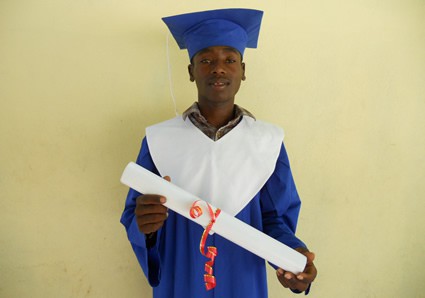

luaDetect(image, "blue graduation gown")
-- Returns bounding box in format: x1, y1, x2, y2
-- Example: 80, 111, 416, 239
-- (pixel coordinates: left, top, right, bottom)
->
120, 138, 306, 298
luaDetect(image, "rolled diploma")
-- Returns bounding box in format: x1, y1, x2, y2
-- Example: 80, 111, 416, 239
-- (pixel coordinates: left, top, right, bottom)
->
121, 162, 307, 274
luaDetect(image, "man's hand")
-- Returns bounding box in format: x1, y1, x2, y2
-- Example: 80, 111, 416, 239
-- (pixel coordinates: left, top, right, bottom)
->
134, 176, 170, 235
276, 247, 317, 293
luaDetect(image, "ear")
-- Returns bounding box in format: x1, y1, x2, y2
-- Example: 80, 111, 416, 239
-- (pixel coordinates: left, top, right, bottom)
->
241, 62, 246, 81
188, 64, 195, 82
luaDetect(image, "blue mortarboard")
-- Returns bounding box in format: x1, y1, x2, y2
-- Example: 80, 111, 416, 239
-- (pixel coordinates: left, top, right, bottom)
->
162, 8, 264, 60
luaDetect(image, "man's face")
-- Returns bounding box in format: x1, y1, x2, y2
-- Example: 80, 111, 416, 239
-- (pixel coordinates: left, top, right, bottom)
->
188, 46, 246, 105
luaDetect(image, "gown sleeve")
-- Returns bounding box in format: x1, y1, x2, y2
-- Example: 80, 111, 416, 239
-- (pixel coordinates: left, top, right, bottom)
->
260, 143, 307, 250
261, 143, 312, 295
120, 137, 162, 286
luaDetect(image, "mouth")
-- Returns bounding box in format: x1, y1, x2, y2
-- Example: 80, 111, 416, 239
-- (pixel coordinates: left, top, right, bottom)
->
209, 79, 230, 89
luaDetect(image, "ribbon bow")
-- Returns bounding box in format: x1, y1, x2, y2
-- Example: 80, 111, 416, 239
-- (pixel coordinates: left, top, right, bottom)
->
190, 200, 221, 290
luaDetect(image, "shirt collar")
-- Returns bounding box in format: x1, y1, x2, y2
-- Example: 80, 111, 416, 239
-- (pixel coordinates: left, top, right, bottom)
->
182, 102, 256, 121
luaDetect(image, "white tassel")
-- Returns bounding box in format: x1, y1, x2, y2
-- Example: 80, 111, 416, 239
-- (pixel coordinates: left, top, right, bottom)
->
166, 31, 179, 116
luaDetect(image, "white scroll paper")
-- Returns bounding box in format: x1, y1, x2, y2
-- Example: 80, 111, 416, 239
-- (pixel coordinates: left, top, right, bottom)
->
121, 162, 307, 274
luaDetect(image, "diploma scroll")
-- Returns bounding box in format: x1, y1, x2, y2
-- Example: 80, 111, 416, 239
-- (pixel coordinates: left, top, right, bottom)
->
121, 162, 307, 274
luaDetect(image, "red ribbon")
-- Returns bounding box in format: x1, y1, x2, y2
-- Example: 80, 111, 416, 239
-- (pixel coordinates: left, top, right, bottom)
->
190, 200, 221, 290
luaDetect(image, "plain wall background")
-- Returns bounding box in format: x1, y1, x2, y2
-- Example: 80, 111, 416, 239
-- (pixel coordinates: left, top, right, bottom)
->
1, 0, 424, 297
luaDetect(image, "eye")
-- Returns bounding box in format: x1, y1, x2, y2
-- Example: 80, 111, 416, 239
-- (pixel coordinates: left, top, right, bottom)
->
226, 57, 237, 63
200, 59, 212, 64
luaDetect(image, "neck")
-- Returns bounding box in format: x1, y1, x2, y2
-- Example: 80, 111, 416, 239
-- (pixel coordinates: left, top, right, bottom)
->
198, 101, 235, 129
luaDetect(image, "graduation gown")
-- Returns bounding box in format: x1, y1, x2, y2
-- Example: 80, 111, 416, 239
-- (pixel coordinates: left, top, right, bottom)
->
120, 116, 306, 298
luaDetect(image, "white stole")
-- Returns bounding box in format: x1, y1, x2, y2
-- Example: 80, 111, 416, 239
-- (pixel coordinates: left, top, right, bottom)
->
146, 116, 284, 216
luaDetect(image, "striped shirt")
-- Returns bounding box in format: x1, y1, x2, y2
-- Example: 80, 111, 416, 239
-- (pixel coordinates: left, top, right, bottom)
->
182, 102, 255, 141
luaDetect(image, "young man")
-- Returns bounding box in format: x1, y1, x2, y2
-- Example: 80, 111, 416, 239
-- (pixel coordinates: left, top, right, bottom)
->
121, 8, 317, 297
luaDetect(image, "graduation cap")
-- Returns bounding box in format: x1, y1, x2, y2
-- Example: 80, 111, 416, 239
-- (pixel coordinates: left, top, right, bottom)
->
162, 8, 264, 60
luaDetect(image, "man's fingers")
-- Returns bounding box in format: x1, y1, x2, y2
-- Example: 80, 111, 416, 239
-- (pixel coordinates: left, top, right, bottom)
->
283, 272, 298, 288
276, 269, 290, 288
277, 269, 299, 287
136, 194, 166, 205
277, 268, 311, 292
136, 212, 168, 225
134, 193, 169, 234
305, 252, 315, 263
135, 203, 168, 216
135, 194, 168, 219
296, 262, 317, 283
136, 211, 168, 234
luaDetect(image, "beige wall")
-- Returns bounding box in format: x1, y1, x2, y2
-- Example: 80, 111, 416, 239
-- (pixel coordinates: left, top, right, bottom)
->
1, 0, 424, 297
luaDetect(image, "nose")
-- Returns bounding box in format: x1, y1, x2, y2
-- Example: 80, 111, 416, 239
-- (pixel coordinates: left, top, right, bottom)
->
211, 61, 226, 75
